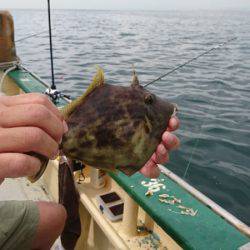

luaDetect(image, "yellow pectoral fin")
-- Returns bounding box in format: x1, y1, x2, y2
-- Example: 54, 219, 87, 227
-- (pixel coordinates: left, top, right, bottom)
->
61, 67, 105, 119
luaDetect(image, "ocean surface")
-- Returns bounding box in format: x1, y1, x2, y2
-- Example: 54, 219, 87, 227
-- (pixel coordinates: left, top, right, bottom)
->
11, 9, 250, 225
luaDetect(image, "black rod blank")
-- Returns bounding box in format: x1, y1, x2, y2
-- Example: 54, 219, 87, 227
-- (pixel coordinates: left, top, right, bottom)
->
143, 37, 237, 88
47, 0, 56, 90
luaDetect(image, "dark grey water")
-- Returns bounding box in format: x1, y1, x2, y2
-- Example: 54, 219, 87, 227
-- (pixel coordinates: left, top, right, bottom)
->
11, 9, 250, 225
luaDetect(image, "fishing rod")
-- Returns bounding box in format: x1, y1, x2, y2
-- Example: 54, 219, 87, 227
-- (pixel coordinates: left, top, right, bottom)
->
44, 0, 70, 101
143, 37, 237, 87
15, 1, 70, 102
47, 0, 56, 90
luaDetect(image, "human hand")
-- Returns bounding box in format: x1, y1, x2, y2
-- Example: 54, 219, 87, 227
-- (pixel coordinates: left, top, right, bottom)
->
140, 116, 180, 178
0, 93, 67, 181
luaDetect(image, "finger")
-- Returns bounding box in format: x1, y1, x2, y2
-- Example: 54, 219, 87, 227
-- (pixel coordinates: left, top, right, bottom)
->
0, 127, 59, 159
167, 116, 180, 132
0, 104, 64, 142
140, 159, 160, 178
0, 93, 64, 122
162, 131, 180, 150
155, 144, 169, 164
0, 153, 41, 178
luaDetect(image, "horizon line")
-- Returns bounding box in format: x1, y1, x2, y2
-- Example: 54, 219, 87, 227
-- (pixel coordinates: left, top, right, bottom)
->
1, 7, 250, 12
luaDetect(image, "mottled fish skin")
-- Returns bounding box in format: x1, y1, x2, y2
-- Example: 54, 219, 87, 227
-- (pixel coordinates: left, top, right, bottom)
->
61, 83, 175, 175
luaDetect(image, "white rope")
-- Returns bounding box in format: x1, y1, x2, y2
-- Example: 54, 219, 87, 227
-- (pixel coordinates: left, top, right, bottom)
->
0, 65, 18, 87
0, 60, 20, 69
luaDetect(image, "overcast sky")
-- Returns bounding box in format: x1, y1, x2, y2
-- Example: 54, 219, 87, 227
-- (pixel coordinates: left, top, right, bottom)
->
1, 0, 250, 10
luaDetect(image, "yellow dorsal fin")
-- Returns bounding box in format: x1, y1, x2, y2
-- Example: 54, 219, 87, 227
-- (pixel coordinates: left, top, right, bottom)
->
131, 65, 140, 87
61, 67, 105, 119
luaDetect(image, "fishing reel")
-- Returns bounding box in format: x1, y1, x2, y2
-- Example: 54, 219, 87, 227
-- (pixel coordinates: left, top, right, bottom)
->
45, 88, 71, 103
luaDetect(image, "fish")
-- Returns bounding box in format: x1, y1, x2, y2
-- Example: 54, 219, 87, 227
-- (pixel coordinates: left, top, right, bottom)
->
28, 68, 178, 182
60, 68, 177, 175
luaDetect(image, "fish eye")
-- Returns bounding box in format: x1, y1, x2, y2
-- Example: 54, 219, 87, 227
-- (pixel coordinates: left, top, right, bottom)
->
144, 94, 155, 105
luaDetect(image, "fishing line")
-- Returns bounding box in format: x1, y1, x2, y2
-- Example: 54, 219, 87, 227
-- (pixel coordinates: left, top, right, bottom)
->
15, 30, 52, 43
143, 37, 237, 88
182, 79, 225, 179
141, 37, 236, 178
178, 38, 237, 179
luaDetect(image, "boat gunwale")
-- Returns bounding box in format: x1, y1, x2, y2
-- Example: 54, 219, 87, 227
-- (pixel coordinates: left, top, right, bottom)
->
159, 165, 250, 237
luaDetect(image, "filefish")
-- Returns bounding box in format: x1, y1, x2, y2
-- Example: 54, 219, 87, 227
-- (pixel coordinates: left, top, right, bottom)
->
60, 68, 177, 175
29, 68, 177, 181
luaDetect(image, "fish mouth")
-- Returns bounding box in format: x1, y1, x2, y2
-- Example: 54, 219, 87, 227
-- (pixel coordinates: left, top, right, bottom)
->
172, 103, 179, 116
